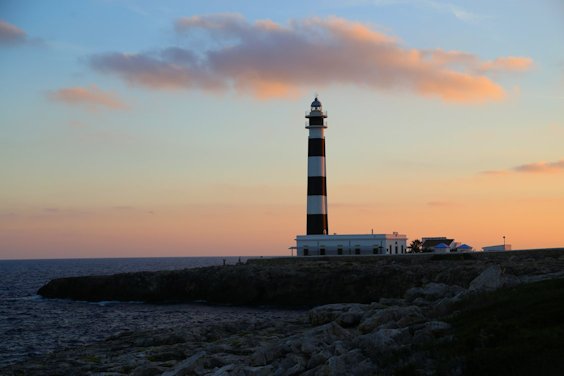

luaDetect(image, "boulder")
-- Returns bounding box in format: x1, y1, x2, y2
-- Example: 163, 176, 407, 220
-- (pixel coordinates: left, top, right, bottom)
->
468, 265, 504, 292
162, 351, 207, 376
309, 304, 368, 326
357, 327, 411, 356
404, 282, 464, 302
358, 306, 424, 333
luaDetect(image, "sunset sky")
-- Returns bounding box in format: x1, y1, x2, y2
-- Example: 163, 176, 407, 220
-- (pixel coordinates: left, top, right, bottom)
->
1, 0, 563, 259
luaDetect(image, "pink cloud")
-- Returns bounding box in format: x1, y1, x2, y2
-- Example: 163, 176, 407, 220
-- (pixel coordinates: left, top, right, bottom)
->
481, 159, 564, 175
0, 20, 27, 45
423, 50, 533, 73
513, 160, 564, 173
48, 85, 128, 110
90, 14, 531, 102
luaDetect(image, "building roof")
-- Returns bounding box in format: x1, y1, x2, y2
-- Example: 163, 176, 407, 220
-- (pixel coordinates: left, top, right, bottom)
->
311, 96, 322, 108
296, 233, 407, 241
457, 244, 472, 250
434, 243, 450, 249
422, 238, 454, 249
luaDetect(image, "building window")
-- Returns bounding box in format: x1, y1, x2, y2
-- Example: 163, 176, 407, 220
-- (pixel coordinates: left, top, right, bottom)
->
303, 248, 309, 256
389, 245, 392, 254
355, 247, 360, 255
395, 246, 398, 254
320, 247, 326, 256
373, 247, 378, 255
401, 245, 404, 253
337, 247, 343, 255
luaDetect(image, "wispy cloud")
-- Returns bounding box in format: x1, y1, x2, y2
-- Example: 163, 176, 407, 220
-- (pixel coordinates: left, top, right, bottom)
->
481, 159, 564, 175
342, 0, 487, 23
513, 160, 564, 173
421, 0, 486, 23
48, 85, 128, 110
424, 50, 533, 73
0, 20, 28, 46
89, 14, 531, 103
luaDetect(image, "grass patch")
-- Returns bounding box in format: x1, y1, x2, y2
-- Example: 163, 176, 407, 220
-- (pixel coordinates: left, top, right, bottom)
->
446, 278, 564, 375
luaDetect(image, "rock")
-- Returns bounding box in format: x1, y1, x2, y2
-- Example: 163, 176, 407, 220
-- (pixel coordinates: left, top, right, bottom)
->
243, 365, 274, 376
307, 351, 330, 369
326, 355, 347, 375
358, 306, 424, 333
309, 304, 367, 326
469, 265, 504, 292
379, 297, 406, 306
337, 312, 362, 328
357, 328, 411, 356
278, 354, 306, 375
211, 364, 235, 376
332, 341, 348, 356
38, 248, 564, 307
405, 282, 464, 302
162, 351, 206, 376
131, 366, 163, 376
424, 321, 451, 333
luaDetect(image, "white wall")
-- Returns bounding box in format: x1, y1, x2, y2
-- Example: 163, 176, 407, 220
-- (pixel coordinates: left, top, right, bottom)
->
296, 235, 407, 256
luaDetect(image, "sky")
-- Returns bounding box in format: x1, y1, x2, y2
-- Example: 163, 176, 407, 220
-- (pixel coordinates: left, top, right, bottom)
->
1, 0, 563, 259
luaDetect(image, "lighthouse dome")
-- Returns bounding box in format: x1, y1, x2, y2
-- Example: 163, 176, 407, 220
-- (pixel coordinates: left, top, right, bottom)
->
311, 97, 322, 108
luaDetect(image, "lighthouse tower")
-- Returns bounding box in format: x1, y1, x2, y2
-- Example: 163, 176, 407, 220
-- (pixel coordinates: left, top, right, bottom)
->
306, 96, 329, 235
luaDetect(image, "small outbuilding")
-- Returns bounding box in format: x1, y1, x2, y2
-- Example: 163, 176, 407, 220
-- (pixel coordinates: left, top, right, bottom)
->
456, 244, 473, 252
433, 243, 451, 253
483, 244, 512, 252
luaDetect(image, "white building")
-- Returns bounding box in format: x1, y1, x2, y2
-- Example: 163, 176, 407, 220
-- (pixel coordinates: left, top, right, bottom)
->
483, 244, 512, 252
296, 233, 408, 256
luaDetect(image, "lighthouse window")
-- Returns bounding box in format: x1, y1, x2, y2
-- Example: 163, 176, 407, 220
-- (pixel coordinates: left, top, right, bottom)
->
320, 247, 326, 256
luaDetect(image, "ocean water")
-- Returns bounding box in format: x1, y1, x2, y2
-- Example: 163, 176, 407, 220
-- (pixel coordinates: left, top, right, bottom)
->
0, 257, 296, 368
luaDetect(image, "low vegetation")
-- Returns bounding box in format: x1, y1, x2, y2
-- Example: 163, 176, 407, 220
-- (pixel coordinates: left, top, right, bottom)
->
445, 278, 564, 375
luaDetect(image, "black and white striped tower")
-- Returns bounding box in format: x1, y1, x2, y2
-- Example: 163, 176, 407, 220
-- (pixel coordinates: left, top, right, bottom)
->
306, 96, 329, 235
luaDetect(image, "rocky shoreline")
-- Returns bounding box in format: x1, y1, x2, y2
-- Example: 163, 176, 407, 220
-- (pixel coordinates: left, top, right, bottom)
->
4, 250, 564, 374
5, 260, 564, 375
37, 249, 564, 306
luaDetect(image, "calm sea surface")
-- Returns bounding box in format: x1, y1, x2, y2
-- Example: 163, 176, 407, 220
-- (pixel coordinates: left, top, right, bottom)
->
0, 257, 295, 367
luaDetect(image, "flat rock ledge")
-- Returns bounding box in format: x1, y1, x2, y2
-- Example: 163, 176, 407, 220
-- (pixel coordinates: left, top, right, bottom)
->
5, 264, 564, 375
37, 249, 564, 306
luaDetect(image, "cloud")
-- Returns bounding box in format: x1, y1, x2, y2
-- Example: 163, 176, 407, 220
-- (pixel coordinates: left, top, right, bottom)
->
479, 57, 533, 73
423, 50, 533, 73
422, 0, 486, 23
513, 160, 564, 173
88, 14, 531, 102
333, 0, 487, 23
48, 85, 128, 110
481, 159, 564, 175
0, 20, 28, 45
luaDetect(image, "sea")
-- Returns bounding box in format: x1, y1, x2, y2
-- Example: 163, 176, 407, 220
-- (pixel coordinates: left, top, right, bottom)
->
0, 257, 297, 368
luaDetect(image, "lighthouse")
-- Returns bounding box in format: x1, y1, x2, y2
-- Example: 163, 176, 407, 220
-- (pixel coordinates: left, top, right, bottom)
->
296, 97, 408, 257
306, 96, 329, 235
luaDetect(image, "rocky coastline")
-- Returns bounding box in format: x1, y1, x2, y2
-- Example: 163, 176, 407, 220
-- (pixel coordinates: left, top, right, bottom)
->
4, 249, 564, 375
38, 249, 564, 306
